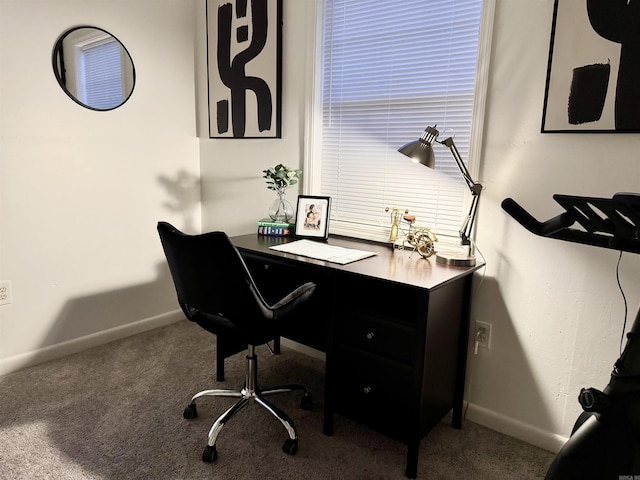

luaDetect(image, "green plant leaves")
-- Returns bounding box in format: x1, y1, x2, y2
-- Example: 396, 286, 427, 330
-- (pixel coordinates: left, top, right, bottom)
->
262, 163, 302, 191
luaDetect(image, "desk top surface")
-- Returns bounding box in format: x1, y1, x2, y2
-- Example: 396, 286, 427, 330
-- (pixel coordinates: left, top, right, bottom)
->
231, 233, 484, 291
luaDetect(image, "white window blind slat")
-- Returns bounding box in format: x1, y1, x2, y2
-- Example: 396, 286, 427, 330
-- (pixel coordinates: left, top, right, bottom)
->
311, 0, 483, 242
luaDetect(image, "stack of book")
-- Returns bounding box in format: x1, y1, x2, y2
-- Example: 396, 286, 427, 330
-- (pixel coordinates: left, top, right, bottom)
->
257, 218, 295, 236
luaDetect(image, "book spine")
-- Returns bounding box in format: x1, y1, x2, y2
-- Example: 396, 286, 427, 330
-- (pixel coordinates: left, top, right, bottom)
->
257, 226, 293, 236
257, 221, 294, 228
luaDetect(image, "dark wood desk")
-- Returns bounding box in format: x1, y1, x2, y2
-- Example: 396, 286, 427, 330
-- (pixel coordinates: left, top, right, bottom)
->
229, 234, 484, 479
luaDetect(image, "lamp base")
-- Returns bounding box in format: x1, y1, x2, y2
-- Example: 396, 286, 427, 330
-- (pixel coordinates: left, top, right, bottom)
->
435, 251, 476, 267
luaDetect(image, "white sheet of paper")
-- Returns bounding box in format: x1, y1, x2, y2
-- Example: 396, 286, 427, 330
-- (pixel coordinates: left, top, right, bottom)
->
270, 239, 377, 265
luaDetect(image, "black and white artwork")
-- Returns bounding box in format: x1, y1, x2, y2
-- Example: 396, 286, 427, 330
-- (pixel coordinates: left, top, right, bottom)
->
542, 0, 640, 133
206, 0, 282, 138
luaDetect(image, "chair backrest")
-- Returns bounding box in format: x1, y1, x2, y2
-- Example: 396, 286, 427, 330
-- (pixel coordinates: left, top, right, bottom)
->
157, 222, 271, 330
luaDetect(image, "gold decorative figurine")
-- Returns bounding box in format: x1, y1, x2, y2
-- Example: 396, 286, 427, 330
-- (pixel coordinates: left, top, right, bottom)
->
385, 207, 437, 258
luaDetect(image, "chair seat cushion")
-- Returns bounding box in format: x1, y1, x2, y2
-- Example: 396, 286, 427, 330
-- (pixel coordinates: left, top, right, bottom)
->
191, 311, 278, 346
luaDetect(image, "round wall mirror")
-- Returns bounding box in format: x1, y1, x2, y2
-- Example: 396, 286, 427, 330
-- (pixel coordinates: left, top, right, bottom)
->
52, 26, 136, 111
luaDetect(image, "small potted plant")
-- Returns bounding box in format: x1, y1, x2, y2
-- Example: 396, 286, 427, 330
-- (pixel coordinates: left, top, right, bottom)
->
263, 164, 302, 222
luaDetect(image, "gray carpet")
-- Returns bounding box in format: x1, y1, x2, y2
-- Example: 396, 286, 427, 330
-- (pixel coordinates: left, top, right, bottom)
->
0, 320, 554, 479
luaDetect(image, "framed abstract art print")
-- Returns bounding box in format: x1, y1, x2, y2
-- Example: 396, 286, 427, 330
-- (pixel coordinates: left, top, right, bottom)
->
542, 0, 640, 133
206, 0, 282, 138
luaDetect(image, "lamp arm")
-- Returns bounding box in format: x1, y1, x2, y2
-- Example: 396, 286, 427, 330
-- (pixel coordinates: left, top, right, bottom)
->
460, 193, 480, 246
441, 136, 483, 246
441, 137, 480, 193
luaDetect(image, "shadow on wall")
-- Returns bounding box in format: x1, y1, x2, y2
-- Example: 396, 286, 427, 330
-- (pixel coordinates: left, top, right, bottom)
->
21, 168, 200, 366
33, 262, 179, 365
157, 169, 200, 233
18, 169, 200, 368
466, 276, 557, 442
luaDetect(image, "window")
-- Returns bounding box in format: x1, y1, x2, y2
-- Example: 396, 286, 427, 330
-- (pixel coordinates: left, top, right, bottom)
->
78, 37, 125, 110
307, 0, 493, 244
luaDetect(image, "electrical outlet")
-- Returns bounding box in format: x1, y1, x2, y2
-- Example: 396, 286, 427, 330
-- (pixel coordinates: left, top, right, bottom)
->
0, 281, 12, 306
475, 320, 492, 349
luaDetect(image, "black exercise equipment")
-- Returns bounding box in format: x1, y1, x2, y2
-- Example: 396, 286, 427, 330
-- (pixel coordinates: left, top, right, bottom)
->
502, 192, 640, 479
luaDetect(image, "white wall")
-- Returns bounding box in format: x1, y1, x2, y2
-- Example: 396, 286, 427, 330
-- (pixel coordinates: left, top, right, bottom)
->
467, 0, 640, 451
0, 0, 200, 374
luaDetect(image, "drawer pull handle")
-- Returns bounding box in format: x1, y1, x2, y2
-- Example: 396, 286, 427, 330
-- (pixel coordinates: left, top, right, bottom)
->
366, 332, 375, 340
363, 386, 372, 395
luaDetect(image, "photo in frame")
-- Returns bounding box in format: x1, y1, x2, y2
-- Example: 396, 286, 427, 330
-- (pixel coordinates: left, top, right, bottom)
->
206, 0, 282, 138
295, 195, 331, 240
542, 0, 640, 133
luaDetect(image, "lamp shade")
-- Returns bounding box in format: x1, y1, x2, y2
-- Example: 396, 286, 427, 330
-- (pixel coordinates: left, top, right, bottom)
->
397, 125, 440, 169
398, 139, 435, 168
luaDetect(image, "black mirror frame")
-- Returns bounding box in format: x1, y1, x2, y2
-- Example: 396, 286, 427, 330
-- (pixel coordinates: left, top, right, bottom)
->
52, 25, 136, 111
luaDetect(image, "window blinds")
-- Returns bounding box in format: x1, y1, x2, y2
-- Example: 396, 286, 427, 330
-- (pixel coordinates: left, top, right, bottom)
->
81, 39, 123, 110
316, 0, 483, 241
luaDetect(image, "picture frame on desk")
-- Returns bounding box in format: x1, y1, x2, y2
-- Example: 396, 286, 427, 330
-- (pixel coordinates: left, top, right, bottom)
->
294, 195, 331, 240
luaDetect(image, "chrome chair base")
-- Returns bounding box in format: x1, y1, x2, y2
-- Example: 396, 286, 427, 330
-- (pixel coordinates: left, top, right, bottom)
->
184, 345, 311, 462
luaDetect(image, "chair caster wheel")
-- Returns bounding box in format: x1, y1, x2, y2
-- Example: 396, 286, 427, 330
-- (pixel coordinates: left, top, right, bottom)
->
282, 438, 298, 455
300, 393, 312, 410
183, 403, 197, 419
202, 445, 217, 462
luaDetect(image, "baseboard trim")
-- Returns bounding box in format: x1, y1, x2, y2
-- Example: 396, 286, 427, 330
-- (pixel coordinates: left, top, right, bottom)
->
465, 402, 567, 453
0, 310, 184, 376
280, 338, 326, 362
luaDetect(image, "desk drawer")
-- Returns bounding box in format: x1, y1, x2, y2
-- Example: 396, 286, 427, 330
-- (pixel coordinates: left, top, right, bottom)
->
332, 346, 413, 439
336, 312, 415, 364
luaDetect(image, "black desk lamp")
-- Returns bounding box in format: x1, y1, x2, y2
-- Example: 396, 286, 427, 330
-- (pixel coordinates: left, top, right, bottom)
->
398, 125, 483, 267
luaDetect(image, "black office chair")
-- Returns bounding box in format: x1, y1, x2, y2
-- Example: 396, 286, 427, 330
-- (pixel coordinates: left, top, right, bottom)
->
157, 222, 316, 462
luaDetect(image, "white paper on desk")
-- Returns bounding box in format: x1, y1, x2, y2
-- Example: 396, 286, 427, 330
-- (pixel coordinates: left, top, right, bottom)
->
270, 239, 377, 265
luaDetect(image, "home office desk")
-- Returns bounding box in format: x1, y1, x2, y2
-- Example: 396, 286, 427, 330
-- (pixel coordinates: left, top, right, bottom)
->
228, 233, 484, 479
